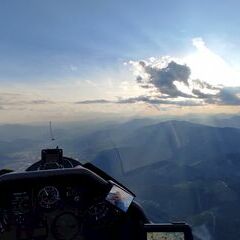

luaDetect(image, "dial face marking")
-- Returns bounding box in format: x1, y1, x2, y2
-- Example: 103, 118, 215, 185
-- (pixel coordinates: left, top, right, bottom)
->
38, 186, 60, 209
88, 202, 109, 222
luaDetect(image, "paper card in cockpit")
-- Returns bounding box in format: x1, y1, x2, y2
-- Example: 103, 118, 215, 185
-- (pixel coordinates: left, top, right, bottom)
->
105, 185, 134, 212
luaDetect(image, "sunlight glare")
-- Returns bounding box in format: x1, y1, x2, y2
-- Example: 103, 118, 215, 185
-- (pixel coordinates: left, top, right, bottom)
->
184, 38, 240, 87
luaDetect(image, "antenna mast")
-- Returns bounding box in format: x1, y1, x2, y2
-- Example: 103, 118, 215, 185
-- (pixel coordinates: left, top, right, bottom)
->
49, 121, 55, 141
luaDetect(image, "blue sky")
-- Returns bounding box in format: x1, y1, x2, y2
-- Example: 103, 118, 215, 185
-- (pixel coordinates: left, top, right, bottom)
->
0, 0, 240, 122
1, 0, 240, 81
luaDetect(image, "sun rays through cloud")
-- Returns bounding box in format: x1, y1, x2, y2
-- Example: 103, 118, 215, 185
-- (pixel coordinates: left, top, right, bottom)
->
76, 38, 240, 110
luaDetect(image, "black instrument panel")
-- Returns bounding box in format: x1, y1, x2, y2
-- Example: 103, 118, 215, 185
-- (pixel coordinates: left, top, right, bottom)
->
1, 185, 120, 239
0, 169, 146, 240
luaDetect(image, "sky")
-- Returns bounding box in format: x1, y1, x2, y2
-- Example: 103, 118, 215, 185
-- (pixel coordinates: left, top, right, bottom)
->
0, 0, 240, 123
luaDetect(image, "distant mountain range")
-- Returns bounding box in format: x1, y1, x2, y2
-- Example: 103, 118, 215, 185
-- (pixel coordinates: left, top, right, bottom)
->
92, 120, 240, 173
91, 120, 240, 240
188, 115, 240, 129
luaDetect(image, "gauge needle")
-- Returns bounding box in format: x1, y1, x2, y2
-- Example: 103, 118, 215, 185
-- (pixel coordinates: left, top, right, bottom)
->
44, 190, 49, 196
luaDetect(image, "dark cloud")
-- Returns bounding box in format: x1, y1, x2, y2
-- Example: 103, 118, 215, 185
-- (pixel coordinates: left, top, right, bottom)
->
191, 89, 216, 99
31, 100, 54, 104
217, 87, 240, 105
75, 99, 114, 104
143, 61, 192, 98
76, 59, 240, 107
76, 95, 203, 106
75, 86, 239, 107
192, 79, 219, 90
117, 96, 167, 104
139, 61, 146, 68
118, 96, 203, 106
133, 60, 223, 100
136, 76, 143, 83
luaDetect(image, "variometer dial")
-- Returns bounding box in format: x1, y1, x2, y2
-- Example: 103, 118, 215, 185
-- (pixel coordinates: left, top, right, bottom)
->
87, 202, 109, 222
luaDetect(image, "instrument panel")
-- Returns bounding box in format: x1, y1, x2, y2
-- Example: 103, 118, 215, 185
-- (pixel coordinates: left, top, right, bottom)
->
0, 182, 124, 240
0, 169, 146, 240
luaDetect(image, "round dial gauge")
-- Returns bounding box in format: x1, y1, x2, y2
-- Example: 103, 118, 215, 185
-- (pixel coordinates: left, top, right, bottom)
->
52, 213, 80, 240
38, 186, 60, 209
87, 202, 109, 222
18, 198, 31, 214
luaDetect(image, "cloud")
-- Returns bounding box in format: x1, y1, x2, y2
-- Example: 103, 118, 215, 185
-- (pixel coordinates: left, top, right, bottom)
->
217, 87, 240, 105
76, 57, 240, 106
129, 58, 221, 100
75, 99, 114, 104
144, 61, 192, 98
118, 96, 204, 106
76, 95, 204, 106
31, 100, 55, 104
127, 54, 240, 106
192, 37, 206, 50
76, 38, 240, 107
0, 92, 56, 109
